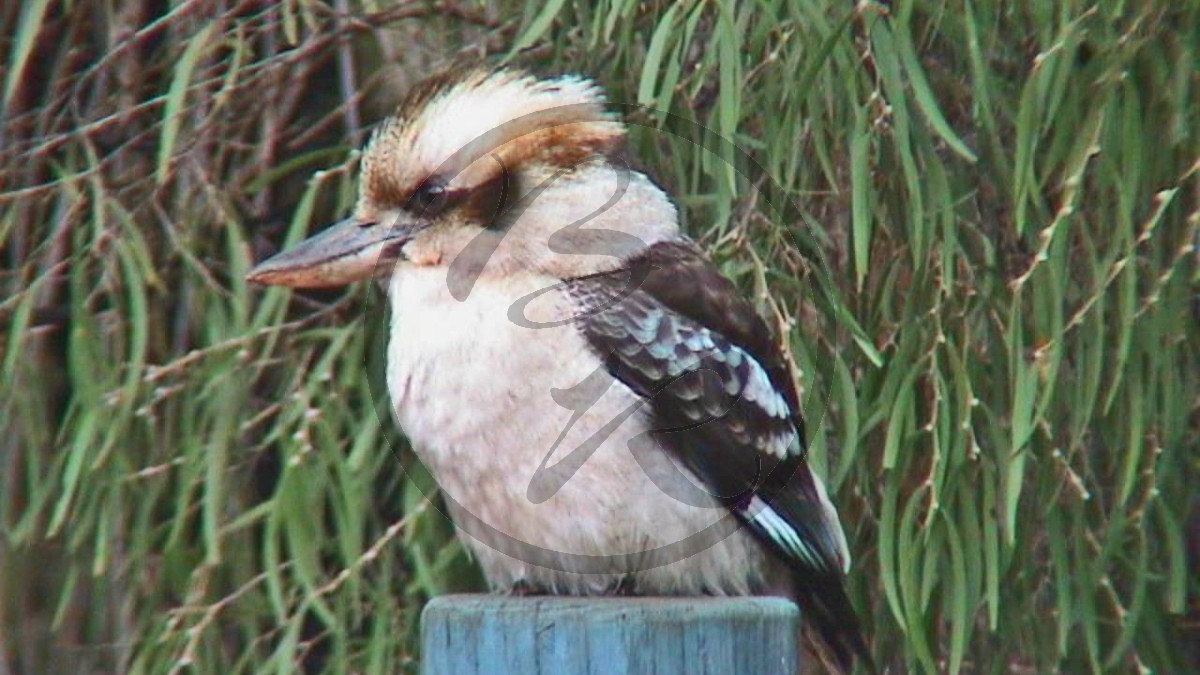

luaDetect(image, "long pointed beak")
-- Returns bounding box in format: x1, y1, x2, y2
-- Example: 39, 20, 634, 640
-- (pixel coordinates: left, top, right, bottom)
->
246, 217, 419, 288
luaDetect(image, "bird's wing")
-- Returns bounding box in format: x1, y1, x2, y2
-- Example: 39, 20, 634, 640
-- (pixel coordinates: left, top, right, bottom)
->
563, 239, 845, 572
563, 239, 871, 671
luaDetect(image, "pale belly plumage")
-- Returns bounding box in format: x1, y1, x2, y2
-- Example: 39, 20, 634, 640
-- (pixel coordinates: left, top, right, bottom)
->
385, 265, 790, 596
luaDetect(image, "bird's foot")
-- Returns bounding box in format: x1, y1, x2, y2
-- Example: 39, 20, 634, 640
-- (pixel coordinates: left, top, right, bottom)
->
611, 575, 638, 596
508, 579, 544, 596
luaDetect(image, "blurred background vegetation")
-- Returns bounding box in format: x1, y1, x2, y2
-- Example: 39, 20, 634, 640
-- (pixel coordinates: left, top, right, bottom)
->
2, 0, 1197, 673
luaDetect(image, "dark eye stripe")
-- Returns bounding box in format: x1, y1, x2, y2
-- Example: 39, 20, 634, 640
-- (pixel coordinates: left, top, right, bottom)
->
406, 171, 517, 227
461, 170, 515, 228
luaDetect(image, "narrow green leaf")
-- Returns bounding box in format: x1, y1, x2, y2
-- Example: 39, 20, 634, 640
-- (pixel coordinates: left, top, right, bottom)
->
638, 3, 680, 108
879, 476, 907, 630
3, 0, 53, 107
892, 17, 977, 162
510, 0, 568, 54
850, 107, 872, 291
944, 509, 969, 674
157, 23, 215, 185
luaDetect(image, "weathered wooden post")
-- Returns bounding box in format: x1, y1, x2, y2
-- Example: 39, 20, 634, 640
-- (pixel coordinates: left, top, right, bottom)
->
421, 595, 799, 674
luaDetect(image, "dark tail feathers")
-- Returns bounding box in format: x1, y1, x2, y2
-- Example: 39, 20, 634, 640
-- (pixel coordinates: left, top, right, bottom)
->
795, 578, 876, 674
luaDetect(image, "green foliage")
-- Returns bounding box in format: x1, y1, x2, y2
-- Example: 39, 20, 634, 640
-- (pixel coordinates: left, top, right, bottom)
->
2, 1, 1196, 673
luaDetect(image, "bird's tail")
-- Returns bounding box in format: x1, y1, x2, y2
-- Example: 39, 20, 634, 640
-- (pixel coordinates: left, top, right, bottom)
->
794, 578, 876, 675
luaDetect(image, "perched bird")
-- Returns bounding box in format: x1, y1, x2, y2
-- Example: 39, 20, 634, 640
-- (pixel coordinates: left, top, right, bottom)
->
248, 66, 872, 672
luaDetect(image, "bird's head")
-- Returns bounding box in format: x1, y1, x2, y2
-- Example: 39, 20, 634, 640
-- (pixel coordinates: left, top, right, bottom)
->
247, 67, 679, 288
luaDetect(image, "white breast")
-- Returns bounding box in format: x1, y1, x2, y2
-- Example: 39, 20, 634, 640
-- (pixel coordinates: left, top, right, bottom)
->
386, 265, 788, 596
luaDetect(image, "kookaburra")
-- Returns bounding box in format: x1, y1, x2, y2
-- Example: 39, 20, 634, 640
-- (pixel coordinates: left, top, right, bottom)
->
248, 67, 871, 672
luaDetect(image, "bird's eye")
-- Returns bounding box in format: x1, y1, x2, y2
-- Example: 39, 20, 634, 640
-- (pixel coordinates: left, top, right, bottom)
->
409, 179, 449, 217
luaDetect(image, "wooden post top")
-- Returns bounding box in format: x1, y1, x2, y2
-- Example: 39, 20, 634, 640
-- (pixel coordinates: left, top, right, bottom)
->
421, 594, 800, 675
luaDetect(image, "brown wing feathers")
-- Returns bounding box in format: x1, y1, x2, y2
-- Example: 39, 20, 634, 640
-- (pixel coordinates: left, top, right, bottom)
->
566, 239, 873, 673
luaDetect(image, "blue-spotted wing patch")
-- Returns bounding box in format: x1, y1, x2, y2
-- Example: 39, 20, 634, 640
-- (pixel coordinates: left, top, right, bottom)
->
561, 243, 850, 583
561, 242, 872, 671
568, 275, 800, 461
